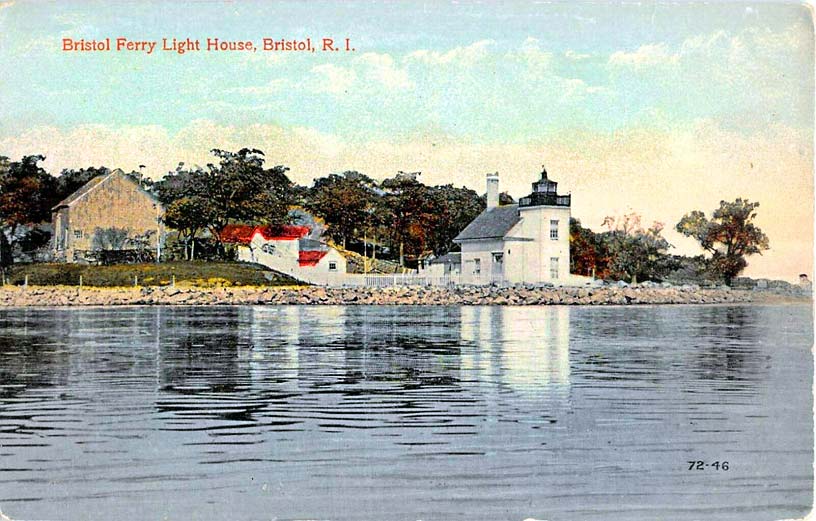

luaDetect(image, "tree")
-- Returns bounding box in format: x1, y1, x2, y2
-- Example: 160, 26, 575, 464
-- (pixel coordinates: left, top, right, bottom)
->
426, 184, 484, 256
153, 149, 294, 256
306, 171, 378, 248
569, 218, 611, 278
676, 199, 769, 285
601, 212, 674, 283
54, 166, 110, 201
162, 196, 214, 260
380, 172, 434, 265
0, 155, 56, 268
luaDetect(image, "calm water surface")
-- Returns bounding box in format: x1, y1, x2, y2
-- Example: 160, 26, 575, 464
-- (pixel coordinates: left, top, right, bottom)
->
0, 304, 811, 520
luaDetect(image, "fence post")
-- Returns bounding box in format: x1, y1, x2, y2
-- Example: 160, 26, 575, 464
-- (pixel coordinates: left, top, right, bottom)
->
134, 275, 138, 287
172, 275, 176, 288
24, 274, 28, 288
79, 275, 83, 288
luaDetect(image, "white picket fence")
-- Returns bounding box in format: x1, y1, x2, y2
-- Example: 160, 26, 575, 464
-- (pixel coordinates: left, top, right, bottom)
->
301, 272, 459, 288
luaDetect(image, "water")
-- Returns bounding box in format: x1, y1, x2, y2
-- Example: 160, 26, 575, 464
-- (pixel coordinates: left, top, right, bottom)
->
0, 304, 811, 521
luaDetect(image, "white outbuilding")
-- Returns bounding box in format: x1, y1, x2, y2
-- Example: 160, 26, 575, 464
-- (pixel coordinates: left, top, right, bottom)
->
453, 167, 571, 285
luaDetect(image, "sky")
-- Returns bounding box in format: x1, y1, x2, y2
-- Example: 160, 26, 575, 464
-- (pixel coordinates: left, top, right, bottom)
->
0, 0, 813, 280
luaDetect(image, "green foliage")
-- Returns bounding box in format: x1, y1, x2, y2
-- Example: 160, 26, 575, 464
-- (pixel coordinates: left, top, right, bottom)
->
0, 155, 56, 229
54, 166, 110, 201
379, 172, 435, 265
600, 213, 675, 283
154, 149, 294, 256
306, 171, 378, 248
6, 261, 298, 287
162, 196, 214, 259
425, 184, 484, 256
676, 198, 769, 284
0, 155, 57, 267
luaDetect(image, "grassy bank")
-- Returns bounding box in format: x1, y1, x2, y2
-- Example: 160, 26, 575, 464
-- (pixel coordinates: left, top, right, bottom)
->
4, 261, 301, 288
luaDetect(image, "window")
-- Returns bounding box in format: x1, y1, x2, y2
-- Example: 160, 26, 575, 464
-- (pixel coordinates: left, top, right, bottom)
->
328, 261, 337, 272
492, 252, 503, 263
261, 243, 276, 254
550, 257, 559, 279
550, 219, 559, 240
74, 230, 83, 239
474, 258, 481, 275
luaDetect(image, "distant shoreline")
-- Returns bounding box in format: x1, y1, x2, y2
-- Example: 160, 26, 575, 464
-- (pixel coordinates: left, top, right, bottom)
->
0, 284, 809, 308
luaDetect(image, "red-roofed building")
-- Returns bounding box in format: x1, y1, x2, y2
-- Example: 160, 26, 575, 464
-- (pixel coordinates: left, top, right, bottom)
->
221, 223, 346, 281
221, 224, 310, 245
298, 250, 328, 267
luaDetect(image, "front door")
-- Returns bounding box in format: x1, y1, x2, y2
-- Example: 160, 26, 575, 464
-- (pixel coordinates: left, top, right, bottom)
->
492, 252, 504, 282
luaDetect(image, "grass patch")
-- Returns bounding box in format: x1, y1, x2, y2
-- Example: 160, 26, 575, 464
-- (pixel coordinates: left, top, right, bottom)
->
4, 261, 302, 288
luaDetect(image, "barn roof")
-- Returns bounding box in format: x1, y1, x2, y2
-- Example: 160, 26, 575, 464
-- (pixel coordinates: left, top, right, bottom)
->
453, 205, 520, 242
220, 224, 310, 244
52, 169, 160, 211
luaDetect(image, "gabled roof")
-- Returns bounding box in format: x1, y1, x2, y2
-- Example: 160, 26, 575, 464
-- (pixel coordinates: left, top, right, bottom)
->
298, 250, 328, 266
429, 252, 461, 265
298, 238, 324, 250
454, 205, 520, 242
52, 175, 108, 210
221, 224, 310, 244
52, 169, 159, 211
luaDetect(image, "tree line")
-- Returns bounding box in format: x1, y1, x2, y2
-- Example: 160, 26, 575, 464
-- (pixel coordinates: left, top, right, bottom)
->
1, 149, 769, 284
570, 201, 769, 285
1, 149, 486, 268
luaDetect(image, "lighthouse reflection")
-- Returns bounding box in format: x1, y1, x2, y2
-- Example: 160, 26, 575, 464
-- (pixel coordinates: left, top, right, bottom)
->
460, 306, 571, 394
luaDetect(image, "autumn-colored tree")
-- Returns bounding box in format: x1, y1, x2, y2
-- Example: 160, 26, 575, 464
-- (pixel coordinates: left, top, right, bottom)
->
0, 155, 57, 268
676, 199, 769, 285
569, 218, 611, 278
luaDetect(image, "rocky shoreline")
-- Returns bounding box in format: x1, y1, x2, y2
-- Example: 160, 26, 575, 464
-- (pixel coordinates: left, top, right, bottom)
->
0, 283, 809, 307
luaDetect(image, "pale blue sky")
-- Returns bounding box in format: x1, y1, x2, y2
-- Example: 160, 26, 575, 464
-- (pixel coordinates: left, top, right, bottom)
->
0, 1, 812, 139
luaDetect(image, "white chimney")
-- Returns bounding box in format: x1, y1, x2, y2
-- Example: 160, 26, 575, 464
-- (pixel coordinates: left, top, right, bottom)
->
486, 172, 499, 208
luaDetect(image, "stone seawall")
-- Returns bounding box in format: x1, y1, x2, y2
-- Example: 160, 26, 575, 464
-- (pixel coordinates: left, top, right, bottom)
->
0, 284, 797, 307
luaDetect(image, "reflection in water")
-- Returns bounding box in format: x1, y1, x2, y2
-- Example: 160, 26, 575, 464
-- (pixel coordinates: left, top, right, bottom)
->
0, 304, 811, 521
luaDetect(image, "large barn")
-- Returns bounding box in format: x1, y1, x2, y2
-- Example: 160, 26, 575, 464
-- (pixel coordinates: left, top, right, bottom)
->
51, 169, 164, 263
453, 168, 571, 285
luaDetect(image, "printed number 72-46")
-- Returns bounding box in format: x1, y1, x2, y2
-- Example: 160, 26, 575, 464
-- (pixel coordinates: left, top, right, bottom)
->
688, 461, 729, 470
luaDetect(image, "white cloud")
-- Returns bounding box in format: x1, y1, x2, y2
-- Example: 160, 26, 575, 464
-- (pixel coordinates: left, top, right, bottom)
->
608, 43, 679, 68
512, 37, 553, 66
309, 63, 357, 94
354, 52, 413, 90
405, 39, 495, 66
307, 52, 413, 95
564, 49, 590, 61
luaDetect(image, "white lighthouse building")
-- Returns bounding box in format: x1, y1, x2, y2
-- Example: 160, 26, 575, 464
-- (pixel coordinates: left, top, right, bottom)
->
453, 167, 571, 285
